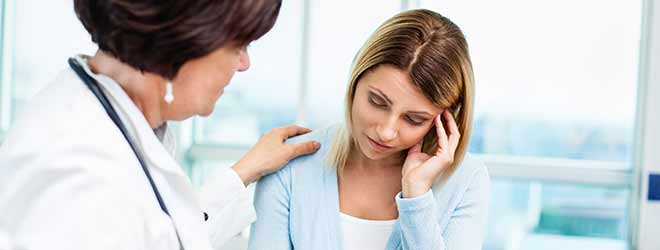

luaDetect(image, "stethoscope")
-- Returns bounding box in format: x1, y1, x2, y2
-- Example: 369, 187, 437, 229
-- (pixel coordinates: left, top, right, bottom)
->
68, 57, 188, 249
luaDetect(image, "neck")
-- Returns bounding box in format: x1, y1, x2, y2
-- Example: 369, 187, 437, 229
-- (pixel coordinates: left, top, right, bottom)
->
86, 50, 168, 129
347, 144, 405, 171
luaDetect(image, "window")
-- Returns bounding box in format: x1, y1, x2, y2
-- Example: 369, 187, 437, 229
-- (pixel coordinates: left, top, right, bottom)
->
9, 0, 95, 118
0, 0, 96, 141
486, 179, 630, 250
0, 0, 8, 136
418, 0, 641, 248
421, 0, 641, 162
193, 0, 305, 147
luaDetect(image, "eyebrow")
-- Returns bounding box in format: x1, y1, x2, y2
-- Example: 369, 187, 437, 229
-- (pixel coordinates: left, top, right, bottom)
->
368, 86, 434, 117
407, 111, 433, 117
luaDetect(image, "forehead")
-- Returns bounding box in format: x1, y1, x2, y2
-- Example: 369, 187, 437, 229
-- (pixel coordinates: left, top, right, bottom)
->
358, 65, 441, 112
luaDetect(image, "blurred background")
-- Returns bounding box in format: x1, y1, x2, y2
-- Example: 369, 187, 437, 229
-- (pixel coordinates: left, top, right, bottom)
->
1, 0, 658, 249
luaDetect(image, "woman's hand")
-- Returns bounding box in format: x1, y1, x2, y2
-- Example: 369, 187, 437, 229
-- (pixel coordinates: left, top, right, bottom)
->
232, 125, 321, 186
401, 110, 460, 198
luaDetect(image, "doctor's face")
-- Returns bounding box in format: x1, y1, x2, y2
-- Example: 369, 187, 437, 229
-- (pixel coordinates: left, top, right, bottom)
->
351, 65, 444, 161
168, 42, 251, 119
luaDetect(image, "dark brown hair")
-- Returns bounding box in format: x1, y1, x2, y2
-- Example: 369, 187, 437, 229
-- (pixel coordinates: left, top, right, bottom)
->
74, 0, 282, 79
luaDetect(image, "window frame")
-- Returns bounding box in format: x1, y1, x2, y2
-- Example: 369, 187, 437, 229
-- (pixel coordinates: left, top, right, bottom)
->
0, 0, 13, 138
631, 0, 659, 248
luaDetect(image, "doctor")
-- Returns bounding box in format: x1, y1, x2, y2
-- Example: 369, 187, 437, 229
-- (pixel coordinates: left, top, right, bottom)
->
0, 0, 319, 249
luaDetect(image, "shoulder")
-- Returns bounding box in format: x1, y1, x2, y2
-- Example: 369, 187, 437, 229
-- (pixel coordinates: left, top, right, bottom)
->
0, 68, 132, 174
459, 154, 490, 198
284, 123, 340, 146
433, 153, 490, 198
257, 124, 341, 190
455, 153, 489, 183
279, 124, 340, 173
8, 68, 107, 138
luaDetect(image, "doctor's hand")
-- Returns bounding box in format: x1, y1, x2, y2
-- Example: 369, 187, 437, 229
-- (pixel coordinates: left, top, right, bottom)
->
401, 110, 460, 198
232, 125, 320, 186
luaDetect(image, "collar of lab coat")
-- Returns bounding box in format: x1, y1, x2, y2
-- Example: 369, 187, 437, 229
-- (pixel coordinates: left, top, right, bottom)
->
72, 55, 185, 178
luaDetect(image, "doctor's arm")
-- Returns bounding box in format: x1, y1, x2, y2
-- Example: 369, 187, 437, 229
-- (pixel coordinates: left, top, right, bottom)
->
198, 167, 256, 249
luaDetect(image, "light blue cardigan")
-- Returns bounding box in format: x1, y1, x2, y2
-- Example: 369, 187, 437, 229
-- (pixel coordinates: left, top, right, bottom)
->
248, 125, 490, 250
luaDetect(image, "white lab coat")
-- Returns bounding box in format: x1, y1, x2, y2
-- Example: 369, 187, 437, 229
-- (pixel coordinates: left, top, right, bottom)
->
0, 56, 256, 250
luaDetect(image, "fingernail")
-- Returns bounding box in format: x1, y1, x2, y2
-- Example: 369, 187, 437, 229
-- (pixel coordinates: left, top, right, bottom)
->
314, 142, 321, 148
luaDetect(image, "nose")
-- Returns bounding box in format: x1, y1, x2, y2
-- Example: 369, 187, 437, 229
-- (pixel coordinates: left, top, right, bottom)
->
237, 48, 250, 72
376, 116, 398, 142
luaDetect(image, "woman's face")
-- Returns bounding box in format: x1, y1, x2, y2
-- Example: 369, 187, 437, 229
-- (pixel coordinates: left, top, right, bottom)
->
351, 65, 444, 161
168, 43, 250, 119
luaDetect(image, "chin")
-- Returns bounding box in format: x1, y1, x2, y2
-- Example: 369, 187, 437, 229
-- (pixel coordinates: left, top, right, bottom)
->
195, 103, 216, 117
358, 140, 394, 160
200, 94, 222, 117
199, 107, 215, 117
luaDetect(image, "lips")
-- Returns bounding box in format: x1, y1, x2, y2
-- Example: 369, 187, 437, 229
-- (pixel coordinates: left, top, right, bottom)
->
366, 136, 393, 152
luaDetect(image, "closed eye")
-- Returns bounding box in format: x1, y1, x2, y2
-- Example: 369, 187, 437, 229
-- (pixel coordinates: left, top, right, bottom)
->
368, 94, 388, 108
405, 115, 426, 126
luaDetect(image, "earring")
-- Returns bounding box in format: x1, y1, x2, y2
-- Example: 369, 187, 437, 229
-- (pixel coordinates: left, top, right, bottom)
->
164, 81, 174, 104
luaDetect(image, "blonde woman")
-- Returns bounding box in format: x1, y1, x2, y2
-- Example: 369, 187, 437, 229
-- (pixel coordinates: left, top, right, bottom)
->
249, 9, 490, 250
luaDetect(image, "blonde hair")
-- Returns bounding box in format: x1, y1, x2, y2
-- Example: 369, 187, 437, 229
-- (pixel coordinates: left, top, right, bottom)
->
328, 9, 475, 178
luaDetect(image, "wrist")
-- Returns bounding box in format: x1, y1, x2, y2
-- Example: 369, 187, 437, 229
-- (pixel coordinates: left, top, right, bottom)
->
402, 178, 432, 198
231, 162, 259, 187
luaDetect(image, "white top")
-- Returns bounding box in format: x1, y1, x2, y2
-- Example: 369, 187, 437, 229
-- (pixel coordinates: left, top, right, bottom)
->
340, 212, 397, 250
0, 55, 256, 250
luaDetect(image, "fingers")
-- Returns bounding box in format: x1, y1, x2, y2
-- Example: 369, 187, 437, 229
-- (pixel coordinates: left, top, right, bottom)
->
287, 141, 321, 159
443, 110, 461, 154
408, 141, 423, 155
277, 125, 313, 139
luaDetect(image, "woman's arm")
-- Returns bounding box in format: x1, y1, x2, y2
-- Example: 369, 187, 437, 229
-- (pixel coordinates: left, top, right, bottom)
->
247, 169, 293, 250
395, 166, 490, 250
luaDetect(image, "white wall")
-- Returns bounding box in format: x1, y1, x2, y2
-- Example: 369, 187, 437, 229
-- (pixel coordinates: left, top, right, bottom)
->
635, 0, 660, 249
